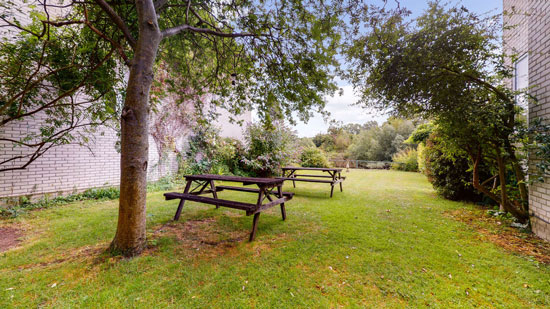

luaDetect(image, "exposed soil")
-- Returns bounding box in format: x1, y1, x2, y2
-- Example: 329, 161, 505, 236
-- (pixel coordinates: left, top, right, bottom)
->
0, 227, 23, 252
445, 208, 550, 264
151, 217, 249, 258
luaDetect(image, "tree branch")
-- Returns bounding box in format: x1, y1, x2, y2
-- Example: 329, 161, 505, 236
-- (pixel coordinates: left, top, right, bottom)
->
93, 0, 137, 49
161, 24, 262, 39
154, 0, 169, 12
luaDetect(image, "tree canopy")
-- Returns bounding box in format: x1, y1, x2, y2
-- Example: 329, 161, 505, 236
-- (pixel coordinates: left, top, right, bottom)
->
1, 0, 372, 256
345, 2, 537, 222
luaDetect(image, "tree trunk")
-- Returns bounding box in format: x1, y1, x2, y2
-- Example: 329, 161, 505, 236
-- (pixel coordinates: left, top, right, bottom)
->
110, 0, 162, 257
470, 149, 529, 224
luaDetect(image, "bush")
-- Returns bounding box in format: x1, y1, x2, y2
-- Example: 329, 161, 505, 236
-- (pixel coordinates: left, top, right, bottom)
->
417, 143, 426, 173
241, 122, 297, 177
182, 123, 248, 176
423, 135, 485, 201
0, 187, 121, 219
300, 147, 330, 167
391, 148, 418, 172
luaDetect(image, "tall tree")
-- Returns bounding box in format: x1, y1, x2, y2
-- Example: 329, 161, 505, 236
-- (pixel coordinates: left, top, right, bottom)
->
1, 0, 365, 256
345, 2, 541, 222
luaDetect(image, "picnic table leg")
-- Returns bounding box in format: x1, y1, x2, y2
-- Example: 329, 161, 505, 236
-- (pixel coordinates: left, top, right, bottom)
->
277, 185, 286, 221
330, 171, 336, 198
286, 170, 296, 188
210, 180, 219, 209
249, 213, 261, 241
174, 180, 192, 221
249, 187, 265, 241
339, 172, 343, 192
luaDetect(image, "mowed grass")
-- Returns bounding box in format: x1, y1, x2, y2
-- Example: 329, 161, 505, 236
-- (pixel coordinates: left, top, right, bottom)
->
1, 170, 549, 308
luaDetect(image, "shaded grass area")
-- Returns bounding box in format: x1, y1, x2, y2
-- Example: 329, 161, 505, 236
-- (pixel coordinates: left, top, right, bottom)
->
1, 170, 549, 307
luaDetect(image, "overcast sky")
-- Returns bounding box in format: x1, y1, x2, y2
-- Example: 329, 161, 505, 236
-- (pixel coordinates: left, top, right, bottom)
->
289, 0, 503, 137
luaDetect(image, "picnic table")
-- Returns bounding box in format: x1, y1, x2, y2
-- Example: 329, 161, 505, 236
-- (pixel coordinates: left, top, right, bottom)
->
164, 174, 293, 241
278, 166, 345, 197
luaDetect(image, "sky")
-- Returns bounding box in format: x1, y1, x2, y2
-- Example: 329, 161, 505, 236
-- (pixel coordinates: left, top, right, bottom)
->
290, 0, 503, 137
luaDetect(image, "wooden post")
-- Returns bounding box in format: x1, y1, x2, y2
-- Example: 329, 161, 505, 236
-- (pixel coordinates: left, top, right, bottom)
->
248, 187, 265, 241
210, 180, 219, 209
330, 171, 336, 198
249, 213, 261, 241
339, 172, 343, 192
277, 185, 286, 221
174, 180, 192, 221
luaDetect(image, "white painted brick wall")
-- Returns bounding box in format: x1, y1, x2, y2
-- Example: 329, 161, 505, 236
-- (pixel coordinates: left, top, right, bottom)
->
504, 0, 550, 241
0, 1, 251, 205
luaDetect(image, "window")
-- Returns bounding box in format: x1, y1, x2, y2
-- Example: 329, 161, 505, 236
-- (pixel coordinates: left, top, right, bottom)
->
513, 54, 529, 116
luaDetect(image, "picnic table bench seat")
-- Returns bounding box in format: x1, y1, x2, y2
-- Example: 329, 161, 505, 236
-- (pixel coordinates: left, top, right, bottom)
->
277, 177, 335, 183
164, 174, 292, 241
279, 167, 346, 197
164, 192, 256, 212
215, 185, 294, 198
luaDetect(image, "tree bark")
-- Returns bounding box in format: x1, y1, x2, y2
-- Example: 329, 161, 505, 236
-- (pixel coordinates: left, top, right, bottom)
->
109, 0, 162, 257
470, 149, 529, 224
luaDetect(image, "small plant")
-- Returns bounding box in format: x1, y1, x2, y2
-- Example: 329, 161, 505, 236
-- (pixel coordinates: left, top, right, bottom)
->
0, 187, 121, 219
241, 122, 297, 177
391, 148, 418, 172
300, 147, 330, 168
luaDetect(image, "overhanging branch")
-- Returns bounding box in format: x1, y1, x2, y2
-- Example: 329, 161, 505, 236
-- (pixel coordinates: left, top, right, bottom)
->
161, 24, 262, 39
93, 0, 137, 49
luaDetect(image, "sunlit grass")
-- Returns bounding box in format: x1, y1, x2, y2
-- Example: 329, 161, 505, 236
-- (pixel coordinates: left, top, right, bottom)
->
1, 170, 549, 307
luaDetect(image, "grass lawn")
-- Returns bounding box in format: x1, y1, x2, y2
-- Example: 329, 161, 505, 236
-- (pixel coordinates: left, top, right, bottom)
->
1, 170, 549, 307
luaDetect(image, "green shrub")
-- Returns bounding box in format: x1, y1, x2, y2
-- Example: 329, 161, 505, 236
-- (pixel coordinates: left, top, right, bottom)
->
391, 148, 418, 172
241, 122, 297, 177
423, 135, 485, 201
417, 143, 426, 173
0, 187, 121, 219
300, 147, 330, 168
182, 124, 248, 176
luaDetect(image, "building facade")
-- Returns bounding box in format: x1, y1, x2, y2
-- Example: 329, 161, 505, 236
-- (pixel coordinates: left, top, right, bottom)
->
0, 2, 251, 205
503, 0, 550, 241
0, 104, 250, 204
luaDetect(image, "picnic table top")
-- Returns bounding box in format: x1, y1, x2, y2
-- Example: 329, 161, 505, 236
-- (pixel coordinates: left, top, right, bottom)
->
184, 174, 285, 186
282, 166, 343, 172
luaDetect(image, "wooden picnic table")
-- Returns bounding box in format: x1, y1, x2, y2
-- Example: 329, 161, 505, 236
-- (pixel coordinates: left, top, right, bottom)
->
278, 166, 345, 197
163, 174, 293, 241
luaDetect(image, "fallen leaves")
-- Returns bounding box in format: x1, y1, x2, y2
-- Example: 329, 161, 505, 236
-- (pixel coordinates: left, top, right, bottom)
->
444, 209, 550, 264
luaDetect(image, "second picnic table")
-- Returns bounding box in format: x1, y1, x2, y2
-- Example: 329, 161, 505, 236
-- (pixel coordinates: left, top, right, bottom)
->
164, 174, 293, 241
278, 166, 346, 197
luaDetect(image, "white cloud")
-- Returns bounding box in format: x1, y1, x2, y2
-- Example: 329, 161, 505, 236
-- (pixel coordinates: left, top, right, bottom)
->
291, 85, 389, 137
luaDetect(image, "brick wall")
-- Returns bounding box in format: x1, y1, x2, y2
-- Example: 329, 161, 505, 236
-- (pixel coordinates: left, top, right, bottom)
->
526, 1, 550, 241
0, 106, 249, 204
0, 2, 250, 204
504, 0, 550, 241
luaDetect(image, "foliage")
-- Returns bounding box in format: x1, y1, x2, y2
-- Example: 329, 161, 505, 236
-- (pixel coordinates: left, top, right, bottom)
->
182, 124, 245, 176
0, 9, 122, 172
300, 147, 330, 168
1, 0, 371, 255
405, 123, 434, 145
0, 187, 120, 219
294, 137, 316, 150
347, 118, 415, 161
241, 122, 297, 177
417, 143, 427, 173
345, 2, 548, 222
423, 134, 483, 201
0, 176, 184, 219
391, 148, 418, 172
